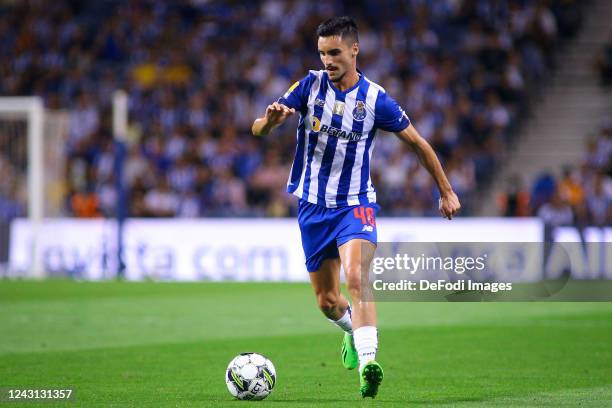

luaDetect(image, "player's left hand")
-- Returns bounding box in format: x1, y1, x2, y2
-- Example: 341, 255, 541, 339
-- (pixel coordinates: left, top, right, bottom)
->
438, 191, 461, 220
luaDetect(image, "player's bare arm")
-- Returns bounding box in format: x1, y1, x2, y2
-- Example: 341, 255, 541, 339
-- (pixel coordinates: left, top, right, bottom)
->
251, 102, 296, 136
395, 124, 461, 220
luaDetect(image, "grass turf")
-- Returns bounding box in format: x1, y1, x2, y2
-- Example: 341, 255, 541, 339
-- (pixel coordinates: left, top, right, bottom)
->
0, 280, 611, 407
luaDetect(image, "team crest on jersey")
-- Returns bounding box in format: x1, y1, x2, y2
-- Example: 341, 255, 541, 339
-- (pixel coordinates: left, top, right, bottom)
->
352, 101, 367, 121
314, 98, 325, 107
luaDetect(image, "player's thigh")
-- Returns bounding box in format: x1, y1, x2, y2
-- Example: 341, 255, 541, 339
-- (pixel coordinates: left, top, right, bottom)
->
336, 202, 378, 279
308, 257, 342, 299
338, 238, 376, 289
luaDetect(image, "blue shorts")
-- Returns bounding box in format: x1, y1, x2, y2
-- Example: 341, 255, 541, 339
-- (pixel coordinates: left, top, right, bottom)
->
297, 199, 379, 272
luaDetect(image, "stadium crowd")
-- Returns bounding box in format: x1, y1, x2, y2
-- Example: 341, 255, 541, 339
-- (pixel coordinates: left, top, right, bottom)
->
499, 27, 611, 227
0, 0, 589, 218
499, 118, 611, 226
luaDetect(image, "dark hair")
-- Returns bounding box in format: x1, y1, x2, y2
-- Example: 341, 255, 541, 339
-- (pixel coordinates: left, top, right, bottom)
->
316, 16, 359, 44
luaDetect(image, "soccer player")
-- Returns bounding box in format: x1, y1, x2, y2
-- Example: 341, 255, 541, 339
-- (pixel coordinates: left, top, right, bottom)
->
252, 16, 460, 398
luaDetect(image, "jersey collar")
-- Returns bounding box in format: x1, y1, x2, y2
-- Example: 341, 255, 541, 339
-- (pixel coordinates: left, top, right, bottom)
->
326, 69, 364, 95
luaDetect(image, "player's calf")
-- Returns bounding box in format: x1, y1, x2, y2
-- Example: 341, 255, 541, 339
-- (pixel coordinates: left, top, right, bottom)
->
315, 291, 343, 319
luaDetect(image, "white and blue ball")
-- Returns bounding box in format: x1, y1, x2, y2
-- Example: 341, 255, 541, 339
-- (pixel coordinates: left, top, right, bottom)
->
225, 352, 276, 400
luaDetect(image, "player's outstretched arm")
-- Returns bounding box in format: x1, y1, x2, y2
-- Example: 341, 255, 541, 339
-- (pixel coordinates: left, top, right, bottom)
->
252, 102, 296, 136
395, 124, 461, 219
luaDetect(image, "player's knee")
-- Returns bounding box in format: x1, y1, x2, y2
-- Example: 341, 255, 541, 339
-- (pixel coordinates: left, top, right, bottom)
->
316, 291, 339, 315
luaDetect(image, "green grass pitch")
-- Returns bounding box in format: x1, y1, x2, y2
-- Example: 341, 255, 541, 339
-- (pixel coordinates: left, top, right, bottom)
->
1, 280, 611, 407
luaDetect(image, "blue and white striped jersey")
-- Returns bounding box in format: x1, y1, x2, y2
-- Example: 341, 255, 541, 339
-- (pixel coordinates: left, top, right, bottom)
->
278, 69, 410, 208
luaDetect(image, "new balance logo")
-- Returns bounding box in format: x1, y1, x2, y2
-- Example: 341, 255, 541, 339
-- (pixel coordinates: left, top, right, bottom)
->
362, 225, 374, 232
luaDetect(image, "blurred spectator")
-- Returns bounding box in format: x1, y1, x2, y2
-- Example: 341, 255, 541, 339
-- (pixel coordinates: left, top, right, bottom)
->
537, 188, 573, 227
530, 171, 556, 213
557, 165, 586, 221
497, 174, 530, 217
586, 173, 612, 226
177, 191, 201, 218
538, 187, 574, 267
248, 149, 289, 209
595, 33, 612, 86
68, 93, 99, 155
144, 177, 179, 217
69, 187, 101, 218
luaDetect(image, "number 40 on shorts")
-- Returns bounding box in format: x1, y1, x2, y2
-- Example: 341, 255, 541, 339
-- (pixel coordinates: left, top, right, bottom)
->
353, 206, 375, 226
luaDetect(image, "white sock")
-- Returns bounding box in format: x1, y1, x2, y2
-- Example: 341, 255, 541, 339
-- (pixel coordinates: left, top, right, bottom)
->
353, 326, 378, 371
328, 305, 352, 334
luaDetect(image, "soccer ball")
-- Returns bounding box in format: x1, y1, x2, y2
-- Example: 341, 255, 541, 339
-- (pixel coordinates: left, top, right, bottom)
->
225, 352, 276, 400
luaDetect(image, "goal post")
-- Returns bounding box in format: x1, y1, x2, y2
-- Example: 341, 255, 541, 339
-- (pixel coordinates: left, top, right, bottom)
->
113, 90, 128, 278
0, 92, 126, 279
0, 97, 44, 278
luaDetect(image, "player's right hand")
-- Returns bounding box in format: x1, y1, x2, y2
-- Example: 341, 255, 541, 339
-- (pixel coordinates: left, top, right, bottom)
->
439, 191, 461, 220
265, 102, 295, 126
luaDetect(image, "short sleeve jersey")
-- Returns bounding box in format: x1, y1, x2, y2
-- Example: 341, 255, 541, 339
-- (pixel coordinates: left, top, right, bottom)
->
278, 69, 410, 208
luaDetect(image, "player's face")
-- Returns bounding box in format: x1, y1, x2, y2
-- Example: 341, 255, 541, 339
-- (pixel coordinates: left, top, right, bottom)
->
318, 36, 358, 83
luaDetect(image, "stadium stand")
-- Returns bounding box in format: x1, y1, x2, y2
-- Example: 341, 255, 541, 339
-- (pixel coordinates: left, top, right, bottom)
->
0, 0, 591, 218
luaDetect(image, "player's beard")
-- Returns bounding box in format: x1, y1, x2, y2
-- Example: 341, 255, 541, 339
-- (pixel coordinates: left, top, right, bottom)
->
329, 70, 345, 83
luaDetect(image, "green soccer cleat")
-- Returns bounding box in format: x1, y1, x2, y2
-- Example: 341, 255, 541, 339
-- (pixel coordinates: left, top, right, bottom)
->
341, 332, 358, 370
359, 360, 384, 398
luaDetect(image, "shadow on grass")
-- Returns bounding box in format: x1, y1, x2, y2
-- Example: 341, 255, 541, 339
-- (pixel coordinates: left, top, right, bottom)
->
263, 396, 489, 405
